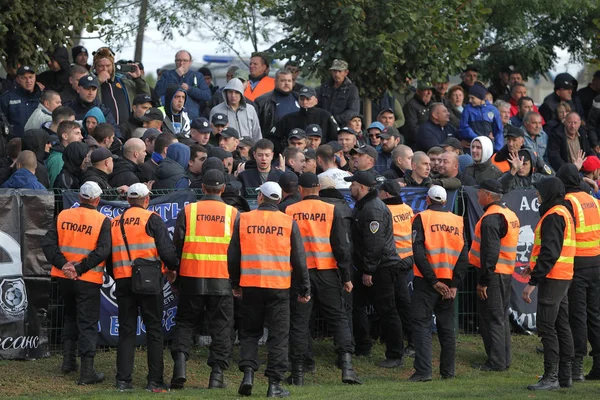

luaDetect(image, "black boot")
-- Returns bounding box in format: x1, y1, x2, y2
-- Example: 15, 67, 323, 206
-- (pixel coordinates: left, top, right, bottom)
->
238, 368, 254, 396
77, 356, 105, 385
558, 360, 572, 388
208, 365, 225, 389
586, 356, 600, 380
61, 339, 78, 374
572, 357, 585, 382
286, 361, 304, 386
267, 379, 290, 398
339, 353, 362, 385
527, 362, 559, 391
170, 352, 186, 389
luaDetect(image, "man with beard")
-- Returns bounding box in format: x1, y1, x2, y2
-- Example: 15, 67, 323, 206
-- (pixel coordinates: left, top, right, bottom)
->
316, 59, 360, 126
375, 127, 401, 174
255, 70, 300, 137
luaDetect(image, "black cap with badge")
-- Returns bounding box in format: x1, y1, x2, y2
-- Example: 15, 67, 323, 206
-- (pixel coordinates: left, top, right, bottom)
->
211, 113, 229, 126
17, 65, 35, 75
306, 124, 322, 137
218, 127, 241, 139
350, 145, 378, 160
338, 126, 357, 136
380, 126, 400, 139
203, 169, 226, 186
505, 125, 524, 138
299, 87, 317, 98
139, 108, 164, 122
288, 128, 306, 140
191, 117, 212, 133
344, 170, 378, 187
133, 94, 157, 107
78, 74, 99, 88
298, 172, 320, 188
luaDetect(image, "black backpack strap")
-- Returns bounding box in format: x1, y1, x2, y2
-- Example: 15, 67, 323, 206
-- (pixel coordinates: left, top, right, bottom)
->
119, 208, 132, 262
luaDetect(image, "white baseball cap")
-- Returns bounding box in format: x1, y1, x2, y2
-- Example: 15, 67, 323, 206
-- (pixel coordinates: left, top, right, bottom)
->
258, 181, 282, 201
79, 181, 102, 199
127, 183, 151, 198
427, 185, 447, 202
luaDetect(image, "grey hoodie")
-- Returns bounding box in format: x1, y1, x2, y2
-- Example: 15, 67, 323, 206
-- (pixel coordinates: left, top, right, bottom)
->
209, 78, 262, 141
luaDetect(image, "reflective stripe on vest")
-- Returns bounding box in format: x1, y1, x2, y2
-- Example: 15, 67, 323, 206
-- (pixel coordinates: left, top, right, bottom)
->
413, 209, 465, 280
286, 199, 337, 270
530, 205, 575, 280
239, 210, 293, 289
565, 192, 600, 257
468, 204, 520, 274
51, 207, 107, 284
180, 200, 237, 279
110, 207, 161, 279
386, 203, 414, 259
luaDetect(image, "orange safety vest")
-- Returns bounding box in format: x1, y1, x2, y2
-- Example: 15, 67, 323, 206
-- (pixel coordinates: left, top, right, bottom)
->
286, 199, 337, 270
468, 204, 520, 274
244, 76, 275, 102
239, 209, 293, 289
386, 203, 414, 260
111, 207, 161, 280
565, 192, 600, 257
51, 207, 107, 284
491, 153, 510, 173
413, 209, 464, 280
180, 200, 238, 279
530, 205, 575, 280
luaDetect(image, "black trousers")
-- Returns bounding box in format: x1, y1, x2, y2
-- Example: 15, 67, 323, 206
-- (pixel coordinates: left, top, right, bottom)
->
171, 293, 233, 369
394, 273, 413, 347
412, 277, 456, 377
289, 269, 353, 364
239, 288, 290, 381
477, 273, 512, 370
569, 267, 600, 358
58, 278, 101, 357
353, 267, 404, 359
537, 278, 574, 364
115, 279, 164, 384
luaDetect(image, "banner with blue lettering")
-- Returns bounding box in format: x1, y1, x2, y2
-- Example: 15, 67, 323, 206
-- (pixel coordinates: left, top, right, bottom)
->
62, 190, 197, 346
463, 187, 540, 332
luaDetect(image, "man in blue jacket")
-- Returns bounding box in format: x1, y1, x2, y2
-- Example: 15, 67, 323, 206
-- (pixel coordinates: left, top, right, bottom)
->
155, 50, 212, 120
458, 83, 504, 152
1, 150, 47, 189
0, 66, 42, 137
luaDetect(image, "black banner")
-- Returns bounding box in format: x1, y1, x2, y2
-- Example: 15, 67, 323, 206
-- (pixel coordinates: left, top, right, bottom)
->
0, 189, 53, 360
463, 187, 540, 332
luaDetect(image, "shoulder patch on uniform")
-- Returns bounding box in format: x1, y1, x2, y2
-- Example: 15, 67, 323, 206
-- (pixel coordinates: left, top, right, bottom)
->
487, 111, 494, 119
412, 230, 417, 242
543, 164, 552, 175
369, 221, 380, 234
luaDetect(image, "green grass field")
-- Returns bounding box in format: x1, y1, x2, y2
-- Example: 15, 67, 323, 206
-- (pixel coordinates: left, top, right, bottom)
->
1, 335, 599, 399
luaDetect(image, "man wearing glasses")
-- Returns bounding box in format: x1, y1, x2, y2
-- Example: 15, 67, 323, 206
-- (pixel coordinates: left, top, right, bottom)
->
155, 50, 212, 120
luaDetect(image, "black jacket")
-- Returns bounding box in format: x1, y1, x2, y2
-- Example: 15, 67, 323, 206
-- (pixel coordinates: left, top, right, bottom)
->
547, 124, 594, 172
63, 96, 121, 137
401, 170, 432, 188
0, 156, 14, 186
37, 46, 71, 93
383, 163, 405, 180
139, 158, 158, 183
416, 120, 456, 152
351, 189, 404, 275
528, 178, 571, 286
319, 188, 354, 279
22, 129, 50, 188
461, 159, 502, 184
270, 107, 338, 155
237, 164, 283, 196
499, 147, 547, 191
278, 192, 301, 212
254, 89, 300, 137
153, 158, 188, 189
577, 85, 600, 119
119, 114, 144, 141
109, 157, 142, 187
586, 95, 600, 148
173, 195, 240, 295
54, 141, 89, 190
227, 202, 311, 296
539, 91, 584, 128
402, 94, 431, 146
41, 203, 111, 277
316, 77, 360, 125
412, 204, 468, 288
470, 201, 509, 286
81, 167, 111, 189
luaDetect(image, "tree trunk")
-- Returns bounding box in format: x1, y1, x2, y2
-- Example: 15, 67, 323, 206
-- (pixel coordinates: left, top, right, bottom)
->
134, 0, 149, 61
364, 97, 372, 126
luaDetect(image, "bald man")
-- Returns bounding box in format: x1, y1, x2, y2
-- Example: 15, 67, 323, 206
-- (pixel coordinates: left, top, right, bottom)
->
109, 138, 147, 187
432, 151, 476, 189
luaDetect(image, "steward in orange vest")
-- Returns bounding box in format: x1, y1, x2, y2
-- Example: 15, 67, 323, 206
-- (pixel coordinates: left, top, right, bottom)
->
523, 177, 575, 391
556, 164, 600, 381
285, 173, 361, 385
109, 183, 179, 393
410, 185, 467, 382
228, 181, 310, 398
169, 170, 239, 390
468, 179, 520, 372
41, 181, 111, 385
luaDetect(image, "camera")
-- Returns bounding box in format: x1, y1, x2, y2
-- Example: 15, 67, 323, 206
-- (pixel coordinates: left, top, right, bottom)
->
116, 64, 135, 73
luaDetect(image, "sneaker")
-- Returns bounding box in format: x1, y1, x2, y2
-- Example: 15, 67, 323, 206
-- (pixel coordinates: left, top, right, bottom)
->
404, 346, 416, 358
146, 381, 169, 393
377, 358, 404, 368
116, 380, 133, 392
408, 373, 432, 382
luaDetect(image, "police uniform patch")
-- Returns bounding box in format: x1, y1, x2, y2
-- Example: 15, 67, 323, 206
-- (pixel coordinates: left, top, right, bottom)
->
487, 111, 494, 119
412, 230, 417, 242
87, 76, 93, 81
543, 164, 552, 175
312, 127, 318, 132
369, 221, 379, 234
203, 122, 208, 127
217, 115, 223, 119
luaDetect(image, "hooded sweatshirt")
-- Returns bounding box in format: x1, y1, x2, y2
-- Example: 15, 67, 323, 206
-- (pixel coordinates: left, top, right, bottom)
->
82, 107, 107, 137
37, 46, 71, 93
499, 148, 546, 192
1, 168, 46, 190
153, 143, 190, 189
209, 78, 262, 141
22, 129, 50, 188
54, 142, 89, 189
162, 85, 191, 137
461, 136, 501, 184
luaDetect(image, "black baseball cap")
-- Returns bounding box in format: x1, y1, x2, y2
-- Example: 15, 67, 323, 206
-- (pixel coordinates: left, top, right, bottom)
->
209, 147, 231, 161
17, 66, 35, 75
139, 108, 164, 122
278, 171, 299, 193
377, 107, 394, 116
191, 117, 212, 133
477, 179, 503, 194
203, 169, 226, 186
505, 125, 525, 138
350, 145, 378, 160
304, 148, 316, 160
306, 124, 322, 137
133, 94, 157, 107
344, 171, 378, 187
211, 113, 229, 126
380, 126, 400, 139
239, 137, 255, 148
380, 179, 402, 196
326, 141, 343, 153
288, 128, 306, 140
299, 172, 319, 188
218, 127, 241, 139
78, 74, 99, 88
141, 128, 161, 141
90, 147, 113, 163
299, 86, 317, 98
443, 137, 462, 151
338, 126, 357, 136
